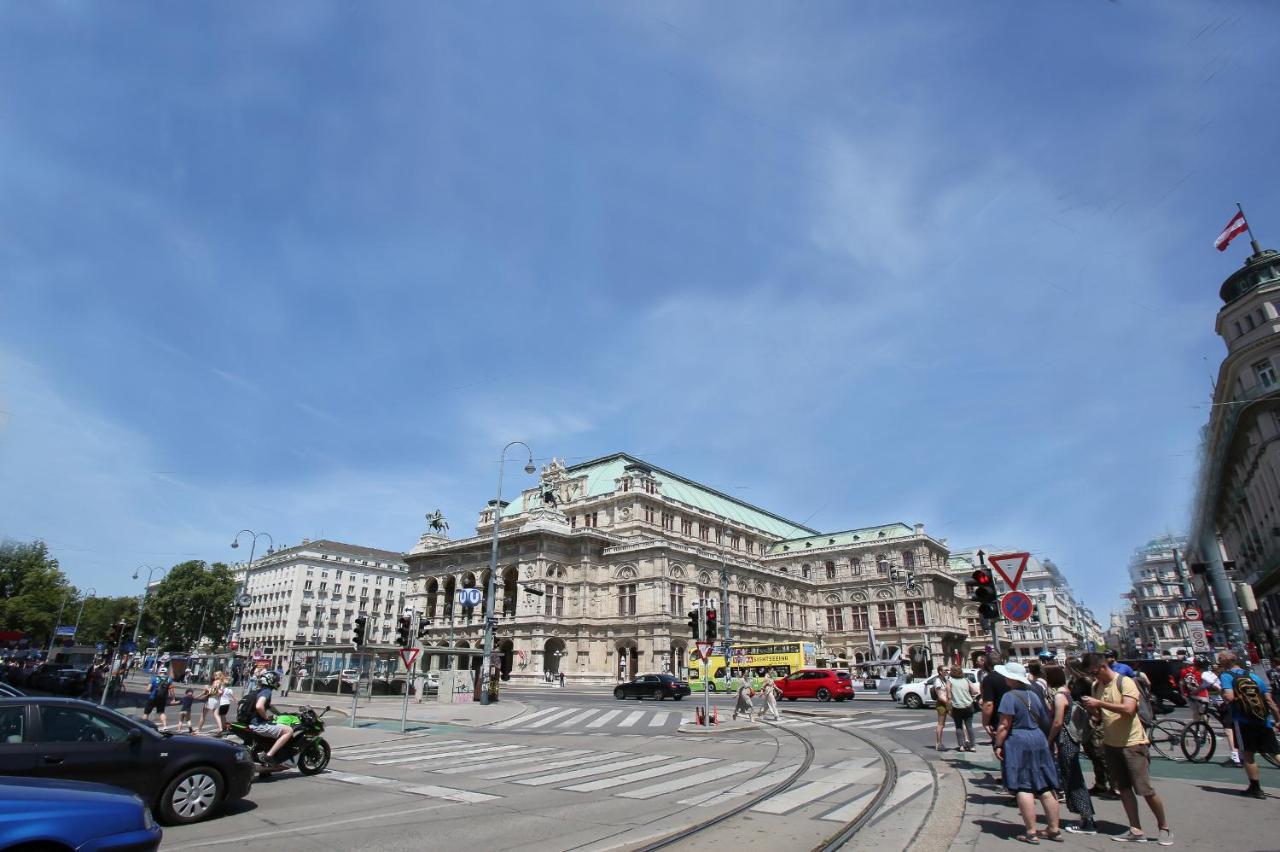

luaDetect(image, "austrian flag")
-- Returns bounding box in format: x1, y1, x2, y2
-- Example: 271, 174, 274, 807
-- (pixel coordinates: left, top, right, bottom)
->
1216, 210, 1250, 252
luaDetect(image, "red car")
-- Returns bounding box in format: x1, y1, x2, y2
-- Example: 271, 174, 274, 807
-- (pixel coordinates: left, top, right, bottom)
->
776, 669, 855, 702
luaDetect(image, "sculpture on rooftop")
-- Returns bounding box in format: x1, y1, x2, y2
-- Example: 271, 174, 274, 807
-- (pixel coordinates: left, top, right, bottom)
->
426, 509, 449, 534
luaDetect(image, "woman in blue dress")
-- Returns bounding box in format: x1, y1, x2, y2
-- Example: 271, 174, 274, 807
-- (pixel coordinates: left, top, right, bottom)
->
993, 661, 1062, 843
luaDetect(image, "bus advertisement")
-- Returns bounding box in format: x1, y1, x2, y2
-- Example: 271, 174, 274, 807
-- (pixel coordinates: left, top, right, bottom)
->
688, 642, 816, 692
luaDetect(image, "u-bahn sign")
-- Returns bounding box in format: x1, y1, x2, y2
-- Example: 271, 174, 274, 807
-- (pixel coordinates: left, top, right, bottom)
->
457, 588, 482, 607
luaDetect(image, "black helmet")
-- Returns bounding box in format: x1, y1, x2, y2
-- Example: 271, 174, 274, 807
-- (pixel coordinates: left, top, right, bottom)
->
257, 670, 280, 689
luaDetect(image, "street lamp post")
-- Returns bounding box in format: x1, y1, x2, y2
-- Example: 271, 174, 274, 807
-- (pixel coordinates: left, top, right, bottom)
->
131, 566, 167, 650
72, 588, 97, 637
481, 442, 536, 706
47, 590, 74, 656
229, 530, 274, 652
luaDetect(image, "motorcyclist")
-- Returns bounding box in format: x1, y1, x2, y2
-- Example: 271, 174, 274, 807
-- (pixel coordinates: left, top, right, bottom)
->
248, 670, 293, 766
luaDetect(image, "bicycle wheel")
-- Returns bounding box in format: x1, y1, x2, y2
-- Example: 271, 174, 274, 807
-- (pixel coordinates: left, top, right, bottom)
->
1148, 721, 1184, 761
1262, 751, 1280, 769
1180, 720, 1216, 763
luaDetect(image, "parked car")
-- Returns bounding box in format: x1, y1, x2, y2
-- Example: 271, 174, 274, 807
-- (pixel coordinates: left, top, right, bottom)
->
0, 696, 255, 825
897, 669, 979, 709
51, 667, 89, 696
0, 776, 162, 851
613, 673, 691, 700
776, 669, 856, 702
26, 663, 71, 692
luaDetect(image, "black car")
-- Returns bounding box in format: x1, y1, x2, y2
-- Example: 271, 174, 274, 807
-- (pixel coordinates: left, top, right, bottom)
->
613, 673, 691, 700
0, 697, 255, 825
26, 663, 71, 692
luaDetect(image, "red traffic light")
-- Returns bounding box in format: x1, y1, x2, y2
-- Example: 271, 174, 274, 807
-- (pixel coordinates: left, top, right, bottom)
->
971, 569, 992, 587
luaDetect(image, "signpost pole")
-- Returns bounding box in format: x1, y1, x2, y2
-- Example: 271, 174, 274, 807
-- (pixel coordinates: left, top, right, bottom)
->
401, 610, 418, 733
349, 651, 361, 729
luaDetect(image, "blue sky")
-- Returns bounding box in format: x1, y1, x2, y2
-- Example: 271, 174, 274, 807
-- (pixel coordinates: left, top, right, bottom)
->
2, 2, 1277, 620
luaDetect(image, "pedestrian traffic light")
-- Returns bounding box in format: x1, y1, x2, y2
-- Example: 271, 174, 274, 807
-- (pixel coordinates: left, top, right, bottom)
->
705, 608, 717, 639
687, 609, 700, 640
395, 615, 411, 648
971, 568, 999, 621
352, 615, 367, 648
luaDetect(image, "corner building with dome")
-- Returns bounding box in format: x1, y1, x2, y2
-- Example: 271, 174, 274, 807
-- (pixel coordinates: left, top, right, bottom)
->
404, 453, 969, 684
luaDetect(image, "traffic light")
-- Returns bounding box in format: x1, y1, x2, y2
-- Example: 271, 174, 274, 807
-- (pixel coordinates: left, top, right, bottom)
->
395, 616, 411, 647
417, 621, 431, 640
905, 569, 917, 590
687, 609, 700, 640
971, 569, 999, 621
106, 622, 124, 646
352, 615, 367, 648
705, 608, 717, 640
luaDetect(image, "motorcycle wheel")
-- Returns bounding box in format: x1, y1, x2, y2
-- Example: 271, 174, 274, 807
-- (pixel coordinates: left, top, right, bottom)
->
297, 738, 331, 775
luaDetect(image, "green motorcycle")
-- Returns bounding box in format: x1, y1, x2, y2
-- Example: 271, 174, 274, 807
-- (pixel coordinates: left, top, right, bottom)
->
222, 705, 332, 776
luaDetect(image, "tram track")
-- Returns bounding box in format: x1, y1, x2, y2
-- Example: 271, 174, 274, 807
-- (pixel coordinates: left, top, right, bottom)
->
630, 717, 901, 852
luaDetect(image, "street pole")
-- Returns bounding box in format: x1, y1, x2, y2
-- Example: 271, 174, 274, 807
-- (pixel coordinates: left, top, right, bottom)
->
349, 650, 362, 728
401, 608, 418, 733
72, 588, 96, 638
48, 592, 71, 656
130, 565, 167, 651
700, 604, 709, 726
481, 442, 535, 706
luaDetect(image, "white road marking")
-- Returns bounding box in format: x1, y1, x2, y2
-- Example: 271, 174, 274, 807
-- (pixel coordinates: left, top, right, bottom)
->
481, 751, 629, 780
488, 706, 562, 729
880, 770, 933, 810
556, 709, 601, 727
322, 771, 397, 785
561, 758, 716, 792
433, 746, 556, 768
617, 710, 645, 728
400, 784, 500, 803
586, 710, 622, 728
750, 765, 881, 814
618, 761, 767, 800
677, 765, 800, 806
647, 711, 671, 727
523, 707, 581, 729
432, 748, 578, 775
819, 789, 875, 822
334, 739, 467, 760
858, 719, 918, 729
514, 754, 669, 786
898, 721, 942, 730
372, 744, 523, 766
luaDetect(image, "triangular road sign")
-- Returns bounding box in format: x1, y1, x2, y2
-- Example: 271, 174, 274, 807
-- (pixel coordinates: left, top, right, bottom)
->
400, 648, 420, 670
988, 552, 1030, 591
695, 641, 713, 662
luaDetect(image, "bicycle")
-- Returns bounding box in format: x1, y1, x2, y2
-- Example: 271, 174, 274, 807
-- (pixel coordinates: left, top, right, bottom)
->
1146, 718, 1187, 761
1178, 701, 1280, 767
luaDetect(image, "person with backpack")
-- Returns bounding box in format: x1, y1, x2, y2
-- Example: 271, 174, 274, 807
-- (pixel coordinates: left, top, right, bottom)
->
1217, 650, 1280, 799
241, 670, 293, 766
1046, 665, 1097, 835
947, 666, 979, 751
1080, 652, 1172, 845
142, 666, 174, 729
931, 664, 951, 751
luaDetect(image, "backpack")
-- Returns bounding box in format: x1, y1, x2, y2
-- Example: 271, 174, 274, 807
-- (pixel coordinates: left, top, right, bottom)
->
237, 688, 260, 724
148, 676, 170, 700
1065, 699, 1092, 745
1230, 670, 1269, 723
1120, 674, 1156, 730
930, 680, 945, 703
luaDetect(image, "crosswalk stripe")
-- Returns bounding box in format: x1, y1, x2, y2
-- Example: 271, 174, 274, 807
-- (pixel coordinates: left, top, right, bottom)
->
618, 761, 767, 800
750, 765, 881, 814
677, 765, 800, 806
819, 789, 875, 822
561, 758, 716, 792
372, 744, 523, 766
897, 721, 941, 730
400, 784, 501, 803
556, 709, 601, 727
617, 710, 645, 728
647, 711, 671, 727
323, 771, 397, 786
488, 706, 562, 729
434, 746, 554, 768
330, 734, 433, 752
481, 751, 629, 780
586, 710, 622, 728
524, 708, 580, 729
514, 754, 669, 786
432, 748, 574, 775
858, 719, 915, 729
880, 770, 933, 810
335, 739, 468, 760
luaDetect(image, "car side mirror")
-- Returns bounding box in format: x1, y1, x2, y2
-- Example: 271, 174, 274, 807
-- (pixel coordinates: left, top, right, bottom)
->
127, 729, 143, 744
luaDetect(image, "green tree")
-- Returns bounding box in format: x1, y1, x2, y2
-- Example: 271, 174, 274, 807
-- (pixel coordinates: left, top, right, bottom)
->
76, 595, 145, 645
147, 561, 236, 652
0, 540, 74, 647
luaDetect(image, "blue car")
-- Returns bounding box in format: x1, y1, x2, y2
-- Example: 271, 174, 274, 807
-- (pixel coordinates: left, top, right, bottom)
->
0, 777, 161, 851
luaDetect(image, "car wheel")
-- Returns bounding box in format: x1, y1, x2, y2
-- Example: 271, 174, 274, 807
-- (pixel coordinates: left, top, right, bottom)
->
297, 738, 331, 775
614, 687, 625, 700
816, 687, 831, 702
706, 683, 717, 693
159, 765, 224, 825
904, 693, 923, 709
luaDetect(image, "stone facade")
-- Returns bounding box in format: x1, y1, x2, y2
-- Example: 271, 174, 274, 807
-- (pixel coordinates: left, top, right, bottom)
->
1125, 536, 1195, 657
403, 454, 967, 683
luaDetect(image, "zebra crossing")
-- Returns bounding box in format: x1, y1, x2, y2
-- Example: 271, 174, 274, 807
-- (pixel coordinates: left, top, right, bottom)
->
487, 704, 686, 733
319, 735, 923, 824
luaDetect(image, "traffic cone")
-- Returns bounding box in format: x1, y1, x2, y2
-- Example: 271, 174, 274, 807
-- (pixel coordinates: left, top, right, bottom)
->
711, 707, 719, 725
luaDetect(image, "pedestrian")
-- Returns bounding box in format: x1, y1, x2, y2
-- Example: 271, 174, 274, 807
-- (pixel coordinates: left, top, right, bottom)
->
1045, 665, 1097, 835
932, 664, 951, 750
559, 671, 565, 688
980, 654, 1011, 749
733, 677, 755, 721
1217, 649, 1280, 798
758, 674, 781, 722
198, 671, 223, 733
1080, 651, 1172, 845
219, 679, 235, 726
991, 660, 1061, 843
947, 666, 978, 751
142, 667, 173, 729
179, 688, 196, 733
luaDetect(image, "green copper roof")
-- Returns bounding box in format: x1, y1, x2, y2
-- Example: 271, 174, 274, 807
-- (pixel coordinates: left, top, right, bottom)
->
565, 453, 819, 539
765, 522, 917, 555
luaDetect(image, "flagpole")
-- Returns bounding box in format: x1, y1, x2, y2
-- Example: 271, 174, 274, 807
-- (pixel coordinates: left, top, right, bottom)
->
1237, 202, 1262, 255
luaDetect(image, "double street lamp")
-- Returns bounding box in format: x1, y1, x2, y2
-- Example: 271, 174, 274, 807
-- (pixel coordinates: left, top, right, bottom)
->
132, 566, 166, 649
229, 530, 274, 649
480, 442, 536, 705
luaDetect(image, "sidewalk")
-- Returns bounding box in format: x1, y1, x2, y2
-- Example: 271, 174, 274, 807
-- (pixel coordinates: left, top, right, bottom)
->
950, 748, 1280, 849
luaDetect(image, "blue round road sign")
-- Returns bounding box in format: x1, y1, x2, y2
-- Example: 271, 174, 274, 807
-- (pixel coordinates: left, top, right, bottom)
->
1001, 591, 1034, 622
457, 588, 482, 607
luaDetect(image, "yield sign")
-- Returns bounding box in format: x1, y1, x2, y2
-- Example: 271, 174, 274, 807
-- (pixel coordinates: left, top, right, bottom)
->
988, 552, 1030, 591
695, 641, 713, 662
399, 648, 420, 670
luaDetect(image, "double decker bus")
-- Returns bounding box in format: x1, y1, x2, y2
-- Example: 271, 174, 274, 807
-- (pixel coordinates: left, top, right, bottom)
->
688, 641, 816, 692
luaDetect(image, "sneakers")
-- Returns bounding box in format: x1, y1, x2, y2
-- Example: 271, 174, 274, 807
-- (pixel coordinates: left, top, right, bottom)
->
1156, 829, 1174, 846
1111, 831, 1148, 842
1066, 822, 1097, 835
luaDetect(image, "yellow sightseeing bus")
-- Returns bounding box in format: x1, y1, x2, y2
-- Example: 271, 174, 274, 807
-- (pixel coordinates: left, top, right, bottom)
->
688, 641, 817, 692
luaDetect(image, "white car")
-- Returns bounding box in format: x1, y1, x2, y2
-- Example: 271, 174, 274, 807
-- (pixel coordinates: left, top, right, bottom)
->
897, 669, 979, 709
